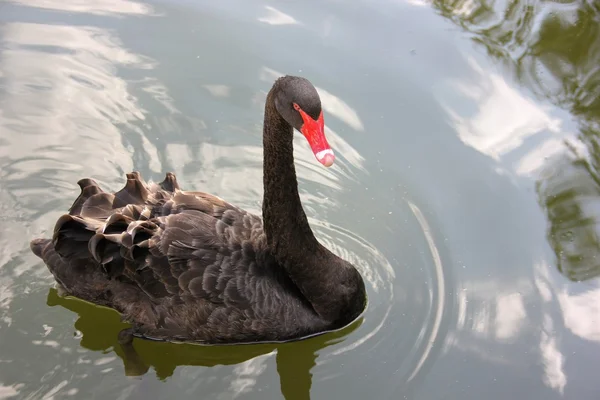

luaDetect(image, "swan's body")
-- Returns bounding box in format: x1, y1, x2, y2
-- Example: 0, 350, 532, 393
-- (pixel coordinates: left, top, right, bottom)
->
31, 76, 366, 344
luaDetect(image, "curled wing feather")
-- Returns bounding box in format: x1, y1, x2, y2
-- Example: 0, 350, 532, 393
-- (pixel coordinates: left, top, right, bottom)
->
52, 172, 270, 309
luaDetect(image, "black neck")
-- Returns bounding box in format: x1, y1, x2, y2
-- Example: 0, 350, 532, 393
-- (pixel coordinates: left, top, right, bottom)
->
262, 90, 319, 257
260, 87, 365, 326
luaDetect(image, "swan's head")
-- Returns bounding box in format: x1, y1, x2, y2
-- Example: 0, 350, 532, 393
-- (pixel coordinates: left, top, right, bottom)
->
274, 76, 335, 167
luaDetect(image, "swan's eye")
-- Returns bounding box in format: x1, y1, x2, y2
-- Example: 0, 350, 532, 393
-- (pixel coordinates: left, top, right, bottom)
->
293, 103, 301, 111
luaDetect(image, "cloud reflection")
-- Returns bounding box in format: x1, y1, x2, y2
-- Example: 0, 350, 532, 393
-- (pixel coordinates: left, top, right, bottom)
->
203, 84, 231, 98
258, 6, 300, 26
540, 326, 566, 394
446, 273, 567, 394
440, 56, 561, 160
9, 0, 153, 16
0, 384, 21, 398
494, 293, 527, 340
0, 22, 151, 179
226, 354, 272, 399
445, 280, 542, 375
558, 288, 600, 342
454, 280, 530, 341
0, 19, 176, 227
0, 278, 14, 329
515, 138, 567, 177
534, 261, 568, 393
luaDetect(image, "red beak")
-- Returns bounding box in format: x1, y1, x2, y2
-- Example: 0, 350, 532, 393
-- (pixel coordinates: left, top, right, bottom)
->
295, 104, 335, 167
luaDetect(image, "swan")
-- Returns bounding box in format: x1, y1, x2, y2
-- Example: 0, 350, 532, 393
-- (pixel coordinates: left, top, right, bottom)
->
30, 76, 367, 344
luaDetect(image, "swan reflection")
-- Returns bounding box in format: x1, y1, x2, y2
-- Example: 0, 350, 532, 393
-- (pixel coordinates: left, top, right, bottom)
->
46, 288, 363, 398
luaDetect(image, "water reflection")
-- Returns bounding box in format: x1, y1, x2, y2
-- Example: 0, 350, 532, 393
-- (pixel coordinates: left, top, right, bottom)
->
557, 285, 600, 342
0, 21, 151, 182
432, 1, 600, 394
532, 261, 567, 394
432, 0, 600, 121
452, 281, 529, 342
406, 202, 446, 382
440, 55, 561, 160
8, 0, 153, 16
203, 85, 232, 98
0, 384, 20, 398
537, 154, 600, 282
432, 0, 600, 281
46, 288, 362, 398
258, 6, 300, 26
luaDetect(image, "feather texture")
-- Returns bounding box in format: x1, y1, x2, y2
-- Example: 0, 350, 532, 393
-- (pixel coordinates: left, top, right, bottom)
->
32, 172, 328, 343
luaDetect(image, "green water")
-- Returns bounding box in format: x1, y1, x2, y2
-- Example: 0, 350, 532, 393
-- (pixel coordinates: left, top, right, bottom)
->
0, 0, 599, 398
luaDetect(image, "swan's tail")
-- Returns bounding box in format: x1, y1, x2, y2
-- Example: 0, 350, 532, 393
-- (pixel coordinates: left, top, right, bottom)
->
29, 171, 182, 300
30, 237, 71, 289
30, 238, 50, 259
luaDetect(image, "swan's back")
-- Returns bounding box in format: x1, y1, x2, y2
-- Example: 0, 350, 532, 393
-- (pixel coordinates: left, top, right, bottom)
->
31, 172, 326, 343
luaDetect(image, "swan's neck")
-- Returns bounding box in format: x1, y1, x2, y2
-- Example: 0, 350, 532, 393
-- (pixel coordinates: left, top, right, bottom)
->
261, 90, 366, 326
262, 93, 319, 256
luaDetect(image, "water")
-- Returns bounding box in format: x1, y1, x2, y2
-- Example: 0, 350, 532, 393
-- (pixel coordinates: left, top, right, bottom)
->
0, 0, 599, 398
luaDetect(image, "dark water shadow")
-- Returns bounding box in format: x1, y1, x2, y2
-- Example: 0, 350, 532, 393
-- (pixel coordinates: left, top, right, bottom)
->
536, 147, 600, 282
46, 287, 363, 400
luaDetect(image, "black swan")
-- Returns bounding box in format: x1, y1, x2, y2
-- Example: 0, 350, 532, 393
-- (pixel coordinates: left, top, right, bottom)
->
30, 76, 367, 344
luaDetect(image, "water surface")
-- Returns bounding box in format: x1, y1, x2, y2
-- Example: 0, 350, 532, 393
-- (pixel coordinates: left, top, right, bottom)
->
0, 0, 599, 399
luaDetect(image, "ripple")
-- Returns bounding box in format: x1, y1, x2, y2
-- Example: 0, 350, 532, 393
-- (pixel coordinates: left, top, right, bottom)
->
405, 201, 446, 382
312, 219, 395, 294
306, 190, 453, 394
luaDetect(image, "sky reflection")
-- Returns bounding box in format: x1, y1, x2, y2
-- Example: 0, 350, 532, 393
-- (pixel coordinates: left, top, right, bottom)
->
258, 6, 300, 26
440, 56, 562, 161
9, 0, 153, 16
0, 22, 150, 179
